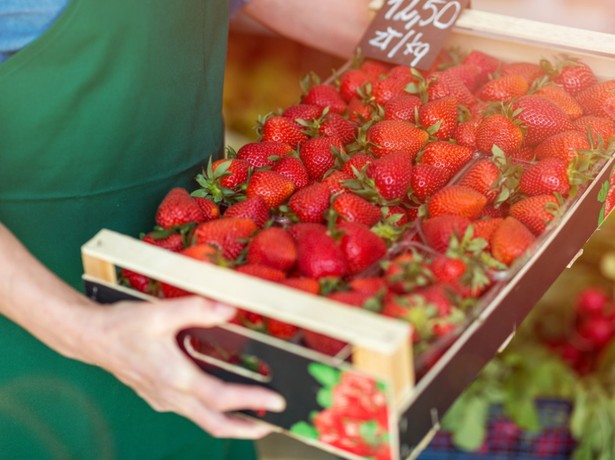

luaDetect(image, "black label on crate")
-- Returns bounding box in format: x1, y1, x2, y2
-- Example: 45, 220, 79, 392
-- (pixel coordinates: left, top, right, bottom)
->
359, 0, 470, 69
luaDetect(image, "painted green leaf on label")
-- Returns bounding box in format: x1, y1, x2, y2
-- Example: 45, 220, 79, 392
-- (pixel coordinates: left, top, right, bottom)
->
598, 180, 610, 203
599, 206, 606, 226
290, 421, 319, 440
308, 363, 341, 388
359, 420, 381, 446
316, 388, 333, 408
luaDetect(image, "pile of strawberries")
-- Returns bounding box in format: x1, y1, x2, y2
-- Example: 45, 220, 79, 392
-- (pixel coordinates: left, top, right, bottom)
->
122, 48, 615, 358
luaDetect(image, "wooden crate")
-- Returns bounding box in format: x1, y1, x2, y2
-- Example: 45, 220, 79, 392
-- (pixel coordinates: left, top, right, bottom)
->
82, 10, 615, 460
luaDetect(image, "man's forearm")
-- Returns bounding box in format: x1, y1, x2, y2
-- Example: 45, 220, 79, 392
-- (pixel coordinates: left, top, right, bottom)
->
242, 0, 374, 58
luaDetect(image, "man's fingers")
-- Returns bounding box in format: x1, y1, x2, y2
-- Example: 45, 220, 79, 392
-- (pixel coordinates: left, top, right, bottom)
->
152, 296, 237, 331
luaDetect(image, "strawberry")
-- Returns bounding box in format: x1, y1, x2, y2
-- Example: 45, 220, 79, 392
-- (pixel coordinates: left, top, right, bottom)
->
457, 158, 502, 203
332, 192, 382, 227
288, 183, 331, 223
121, 268, 151, 294
236, 141, 293, 169
453, 117, 481, 149
142, 231, 185, 252
288, 222, 328, 243
418, 141, 474, 180
338, 68, 371, 102
430, 255, 466, 284
534, 130, 591, 163
534, 83, 583, 120
337, 221, 387, 275
463, 50, 501, 81
427, 185, 488, 220
471, 217, 504, 248
542, 57, 598, 95
573, 116, 615, 146
444, 63, 485, 92
518, 158, 571, 197
223, 195, 270, 228
246, 227, 297, 272
349, 277, 387, 296
426, 71, 475, 106
271, 155, 310, 189
409, 164, 450, 203
300, 136, 344, 181
160, 282, 191, 299
259, 115, 308, 148
418, 97, 458, 141
366, 120, 429, 159
193, 197, 220, 221
500, 61, 545, 84
359, 59, 391, 79
282, 103, 323, 122
348, 96, 374, 122
266, 318, 300, 340
194, 217, 257, 260
295, 228, 348, 279
383, 93, 422, 121
246, 170, 296, 208
490, 217, 536, 265
279, 277, 321, 295
236, 264, 287, 282
212, 158, 251, 191
321, 170, 353, 195
508, 194, 559, 235
364, 151, 413, 202
421, 215, 471, 253
303, 329, 348, 356
341, 152, 374, 177
319, 113, 358, 145
511, 95, 575, 146
383, 252, 432, 294
371, 76, 412, 105
302, 83, 347, 114
475, 113, 524, 157
180, 243, 224, 263
476, 74, 529, 102
575, 80, 615, 121
327, 290, 377, 308
155, 187, 204, 228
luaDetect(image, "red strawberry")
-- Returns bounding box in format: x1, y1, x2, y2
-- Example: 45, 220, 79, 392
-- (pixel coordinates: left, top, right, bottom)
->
543, 57, 598, 95
360, 59, 391, 79
327, 290, 376, 308
300, 137, 343, 181
155, 187, 204, 228
246, 227, 297, 272
410, 164, 450, 202
426, 71, 475, 106
453, 117, 481, 150
444, 63, 485, 92
348, 97, 374, 122
427, 185, 487, 219
512, 95, 575, 146
180, 243, 223, 263
236, 141, 293, 169
142, 232, 185, 252
279, 277, 321, 295
341, 153, 374, 177
365, 151, 413, 202
508, 194, 559, 235
534, 130, 591, 163
302, 83, 346, 114
477, 74, 529, 102
259, 115, 308, 148
457, 158, 502, 203
194, 197, 220, 221
319, 113, 358, 145
500, 61, 545, 84
211, 158, 251, 191
490, 217, 536, 265
332, 192, 382, 227
464, 50, 501, 81
288, 183, 331, 223
471, 217, 504, 248
282, 103, 323, 122
573, 116, 615, 146
519, 158, 571, 197
303, 329, 348, 356
194, 217, 257, 260
321, 170, 353, 195
383, 93, 422, 121
288, 222, 328, 243
236, 264, 287, 282
421, 215, 471, 253
295, 228, 348, 279
338, 68, 371, 102
475, 113, 524, 157
575, 80, 615, 121
366, 120, 429, 159
349, 277, 387, 295
418, 97, 458, 140
266, 319, 299, 340
371, 76, 411, 105
271, 155, 310, 189
337, 221, 387, 275
121, 269, 151, 294
246, 170, 296, 208
418, 142, 474, 180
223, 195, 270, 228
383, 252, 432, 294
430, 255, 466, 284
535, 84, 583, 120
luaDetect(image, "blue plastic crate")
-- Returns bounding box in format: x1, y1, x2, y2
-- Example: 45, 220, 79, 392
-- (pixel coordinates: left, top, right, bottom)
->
418, 400, 575, 460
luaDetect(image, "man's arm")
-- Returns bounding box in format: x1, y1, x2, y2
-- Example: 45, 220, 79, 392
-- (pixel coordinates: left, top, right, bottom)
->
241, 0, 374, 58
0, 223, 285, 438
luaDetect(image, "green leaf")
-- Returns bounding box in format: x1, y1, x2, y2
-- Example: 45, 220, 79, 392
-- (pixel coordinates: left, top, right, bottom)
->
316, 388, 333, 409
290, 421, 319, 440
307, 363, 340, 388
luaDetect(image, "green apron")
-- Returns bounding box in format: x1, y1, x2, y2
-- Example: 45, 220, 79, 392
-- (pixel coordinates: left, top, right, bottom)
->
0, 0, 256, 458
